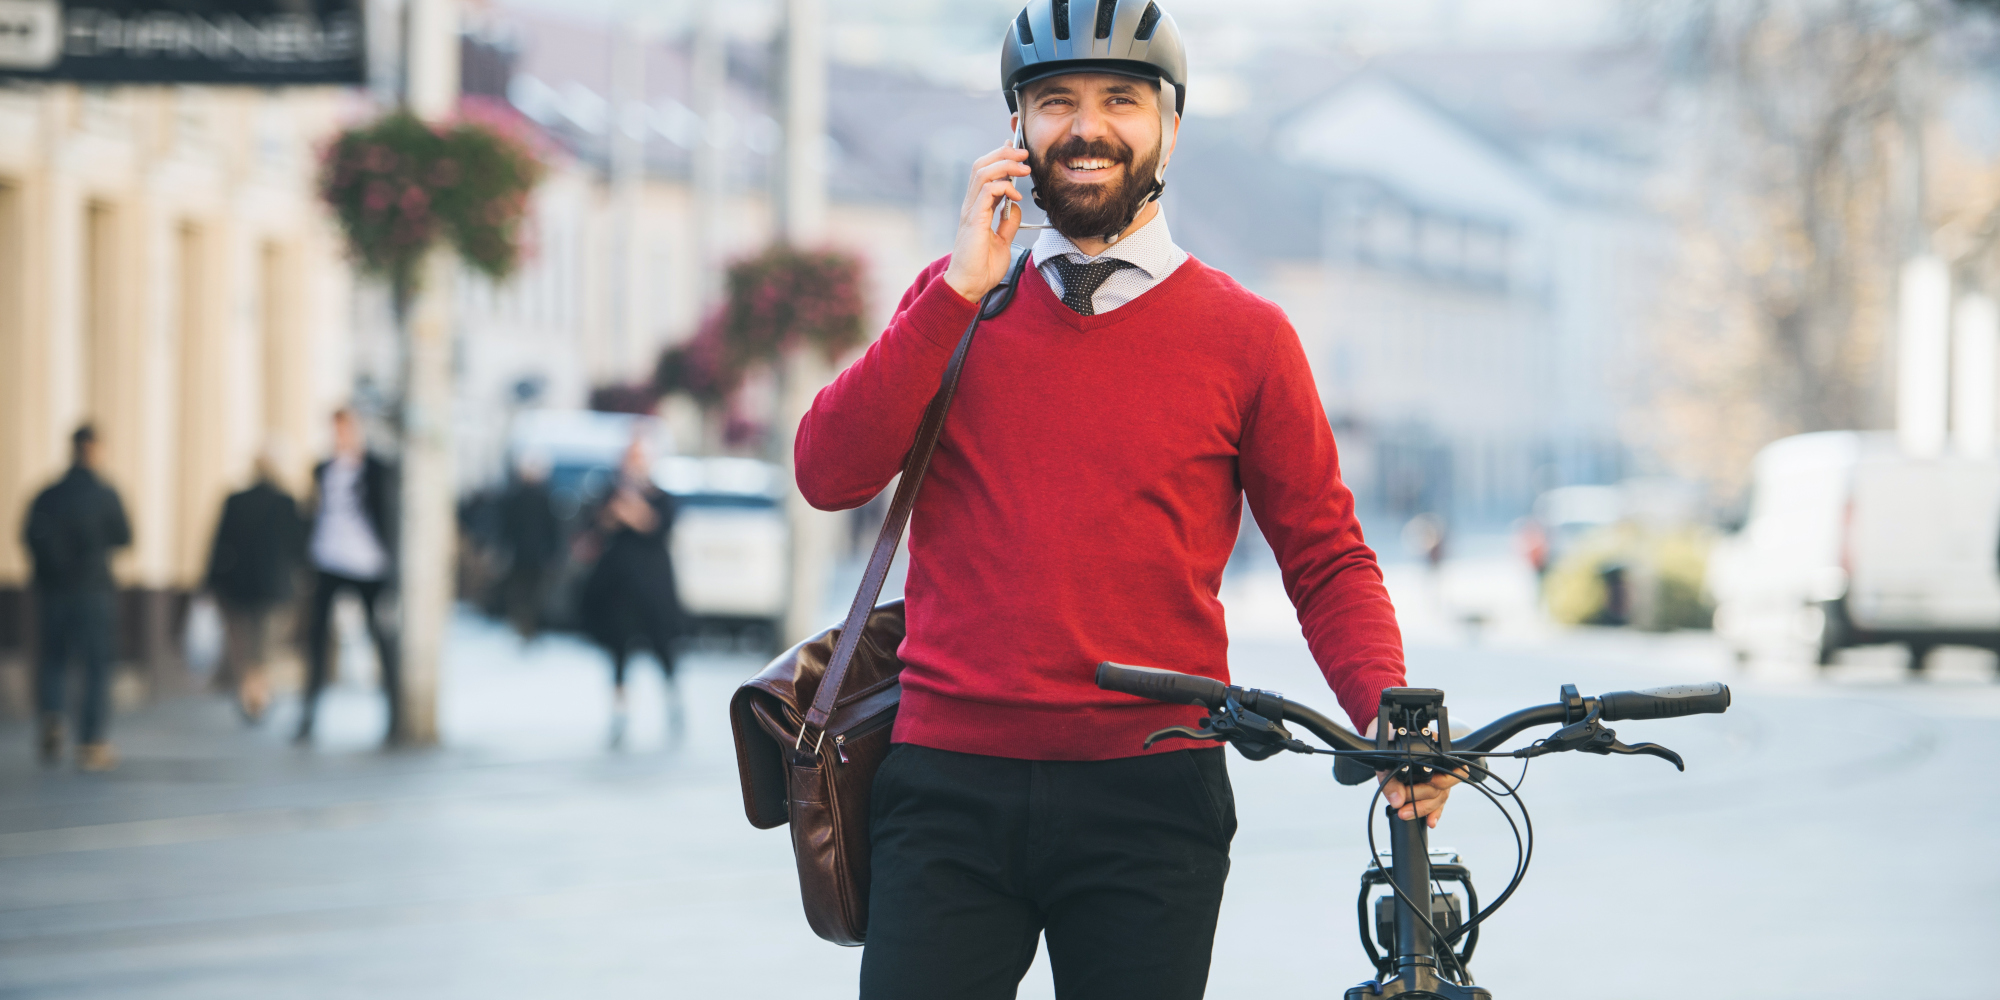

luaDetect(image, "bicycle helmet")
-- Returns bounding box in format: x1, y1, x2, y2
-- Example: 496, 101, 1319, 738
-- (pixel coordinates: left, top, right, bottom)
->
1001, 0, 1186, 195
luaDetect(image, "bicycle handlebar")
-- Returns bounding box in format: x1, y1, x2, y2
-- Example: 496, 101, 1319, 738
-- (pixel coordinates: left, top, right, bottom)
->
1095, 663, 1731, 782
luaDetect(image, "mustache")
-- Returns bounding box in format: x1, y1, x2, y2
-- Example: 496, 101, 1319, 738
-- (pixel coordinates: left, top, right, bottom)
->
1031, 135, 1134, 171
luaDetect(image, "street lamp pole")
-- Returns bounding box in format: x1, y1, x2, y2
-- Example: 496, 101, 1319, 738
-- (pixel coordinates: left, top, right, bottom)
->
395, 0, 460, 746
777, 0, 836, 644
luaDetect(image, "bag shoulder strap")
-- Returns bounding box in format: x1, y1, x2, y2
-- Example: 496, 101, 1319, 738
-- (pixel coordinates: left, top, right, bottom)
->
800, 249, 1034, 739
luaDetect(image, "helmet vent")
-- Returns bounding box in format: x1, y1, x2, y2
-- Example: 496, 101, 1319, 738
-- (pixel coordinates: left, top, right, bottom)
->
1016, 9, 1034, 45
1052, 0, 1070, 40
1134, 2, 1161, 40
1094, 0, 1118, 38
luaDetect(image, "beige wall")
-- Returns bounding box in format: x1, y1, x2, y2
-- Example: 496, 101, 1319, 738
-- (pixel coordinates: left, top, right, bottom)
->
0, 84, 356, 591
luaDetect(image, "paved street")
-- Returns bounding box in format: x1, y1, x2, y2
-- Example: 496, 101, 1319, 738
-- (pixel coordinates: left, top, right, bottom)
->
3, 565, 1997, 1000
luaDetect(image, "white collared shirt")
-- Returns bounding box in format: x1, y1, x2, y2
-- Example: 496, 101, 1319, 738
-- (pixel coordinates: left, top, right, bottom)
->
1030, 210, 1190, 315
311, 455, 388, 580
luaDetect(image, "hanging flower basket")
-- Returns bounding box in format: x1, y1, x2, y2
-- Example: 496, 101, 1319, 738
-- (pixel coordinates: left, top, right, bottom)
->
317, 109, 545, 302
718, 245, 868, 366
654, 245, 868, 413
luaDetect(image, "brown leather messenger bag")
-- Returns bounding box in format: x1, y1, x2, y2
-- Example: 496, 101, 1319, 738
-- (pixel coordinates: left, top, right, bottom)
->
728, 249, 1032, 945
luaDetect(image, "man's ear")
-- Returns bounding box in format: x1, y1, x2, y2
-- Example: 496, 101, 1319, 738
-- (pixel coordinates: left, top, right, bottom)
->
1160, 111, 1180, 171
1011, 111, 1023, 149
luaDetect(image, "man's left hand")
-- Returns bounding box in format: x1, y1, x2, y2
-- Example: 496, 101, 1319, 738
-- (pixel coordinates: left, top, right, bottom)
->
1376, 768, 1463, 829
1363, 716, 1464, 828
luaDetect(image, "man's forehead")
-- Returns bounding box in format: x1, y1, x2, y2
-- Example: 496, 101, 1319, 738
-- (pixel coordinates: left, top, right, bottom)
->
1021, 72, 1159, 101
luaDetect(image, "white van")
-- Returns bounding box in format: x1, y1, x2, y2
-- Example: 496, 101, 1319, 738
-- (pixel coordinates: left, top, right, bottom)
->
1707, 431, 2000, 670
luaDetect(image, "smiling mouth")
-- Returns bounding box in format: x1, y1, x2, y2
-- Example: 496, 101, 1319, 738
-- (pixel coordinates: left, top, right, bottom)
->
1063, 158, 1120, 176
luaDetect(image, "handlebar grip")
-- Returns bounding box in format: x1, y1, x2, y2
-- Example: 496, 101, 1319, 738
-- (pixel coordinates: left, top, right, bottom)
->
1094, 662, 1229, 709
1333, 755, 1377, 786
1597, 682, 1731, 721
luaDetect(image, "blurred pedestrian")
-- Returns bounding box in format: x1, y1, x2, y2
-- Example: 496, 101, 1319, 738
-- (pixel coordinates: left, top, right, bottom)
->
498, 454, 561, 643
578, 435, 684, 745
21, 425, 131, 771
298, 408, 400, 745
204, 446, 305, 723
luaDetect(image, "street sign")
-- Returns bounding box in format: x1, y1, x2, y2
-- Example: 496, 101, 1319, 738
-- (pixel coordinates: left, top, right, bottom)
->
0, 1, 363, 85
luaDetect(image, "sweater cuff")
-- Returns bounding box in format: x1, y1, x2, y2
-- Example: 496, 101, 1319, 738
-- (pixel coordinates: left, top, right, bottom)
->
905, 271, 982, 351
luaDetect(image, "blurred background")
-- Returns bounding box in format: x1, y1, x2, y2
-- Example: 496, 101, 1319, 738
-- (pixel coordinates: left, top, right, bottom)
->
2, 0, 1998, 997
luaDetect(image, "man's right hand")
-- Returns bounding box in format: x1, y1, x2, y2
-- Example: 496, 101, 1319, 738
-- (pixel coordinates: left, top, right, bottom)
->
941, 145, 1030, 304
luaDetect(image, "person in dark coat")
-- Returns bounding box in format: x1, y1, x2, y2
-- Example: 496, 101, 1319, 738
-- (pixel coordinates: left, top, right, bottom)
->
498, 455, 561, 642
578, 436, 684, 745
21, 425, 131, 771
298, 408, 401, 745
205, 450, 306, 723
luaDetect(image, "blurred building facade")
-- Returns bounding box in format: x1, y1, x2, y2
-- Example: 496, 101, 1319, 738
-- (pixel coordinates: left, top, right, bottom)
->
0, 83, 357, 705
1174, 49, 1665, 535
441, 11, 989, 488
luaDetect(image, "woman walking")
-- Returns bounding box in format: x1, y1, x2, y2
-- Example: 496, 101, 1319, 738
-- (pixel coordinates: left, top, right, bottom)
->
577, 436, 686, 745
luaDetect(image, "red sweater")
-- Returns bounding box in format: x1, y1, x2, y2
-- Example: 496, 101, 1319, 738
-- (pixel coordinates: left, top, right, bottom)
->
796, 254, 1405, 761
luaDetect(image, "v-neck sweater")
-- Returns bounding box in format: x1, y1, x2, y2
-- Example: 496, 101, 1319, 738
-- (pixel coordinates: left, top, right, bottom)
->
796, 253, 1405, 760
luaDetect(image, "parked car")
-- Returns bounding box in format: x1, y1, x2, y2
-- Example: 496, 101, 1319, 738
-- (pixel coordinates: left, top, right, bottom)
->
654, 456, 789, 647
1533, 480, 1714, 631
1706, 431, 2000, 670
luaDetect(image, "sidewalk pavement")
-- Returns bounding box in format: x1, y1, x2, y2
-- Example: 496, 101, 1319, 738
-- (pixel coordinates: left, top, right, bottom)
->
3, 581, 1997, 999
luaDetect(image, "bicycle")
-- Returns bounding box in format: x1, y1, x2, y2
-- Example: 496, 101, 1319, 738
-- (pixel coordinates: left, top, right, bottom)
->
1094, 662, 1732, 999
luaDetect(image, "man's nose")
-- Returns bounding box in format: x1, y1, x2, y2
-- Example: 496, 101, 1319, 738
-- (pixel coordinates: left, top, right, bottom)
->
1069, 103, 1111, 142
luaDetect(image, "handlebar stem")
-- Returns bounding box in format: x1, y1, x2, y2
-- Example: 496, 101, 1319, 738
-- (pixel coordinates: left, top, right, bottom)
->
1390, 807, 1438, 982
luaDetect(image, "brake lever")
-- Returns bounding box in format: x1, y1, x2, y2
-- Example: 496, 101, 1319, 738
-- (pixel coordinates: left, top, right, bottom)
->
1142, 724, 1222, 750
1593, 738, 1685, 771
1514, 707, 1685, 770
1141, 695, 1314, 761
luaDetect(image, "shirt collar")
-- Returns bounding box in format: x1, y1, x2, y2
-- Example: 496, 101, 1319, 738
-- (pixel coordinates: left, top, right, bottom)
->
1031, 210, 1175, 278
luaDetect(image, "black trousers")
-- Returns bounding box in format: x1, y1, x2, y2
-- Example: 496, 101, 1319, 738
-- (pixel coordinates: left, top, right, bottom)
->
35, 590, 115, 744
301, 570, 400, 736
860, 743, 1236, 1000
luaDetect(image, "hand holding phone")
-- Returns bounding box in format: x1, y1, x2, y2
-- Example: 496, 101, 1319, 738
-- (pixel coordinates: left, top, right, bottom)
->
941, 143, 1032, 303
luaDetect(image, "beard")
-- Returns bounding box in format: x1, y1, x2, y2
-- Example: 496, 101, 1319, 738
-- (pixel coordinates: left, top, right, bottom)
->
1028, 134, 1162, 242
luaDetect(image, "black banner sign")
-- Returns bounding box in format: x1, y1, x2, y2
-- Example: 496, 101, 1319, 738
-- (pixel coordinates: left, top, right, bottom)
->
0, 1, 364, 85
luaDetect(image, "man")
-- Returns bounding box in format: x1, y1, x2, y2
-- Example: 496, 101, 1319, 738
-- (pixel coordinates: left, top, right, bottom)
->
22, 425, 131, 771
205, 447, 306, 723
298, 408, 400, 744
497, 453, 560, 643
794, 3, 1456, 997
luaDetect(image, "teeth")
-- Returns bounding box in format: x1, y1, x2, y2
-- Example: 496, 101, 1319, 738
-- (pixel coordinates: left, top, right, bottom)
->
1068, 159, 1112, 170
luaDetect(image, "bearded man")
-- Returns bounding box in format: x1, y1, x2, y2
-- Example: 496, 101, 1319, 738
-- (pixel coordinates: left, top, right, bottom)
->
795, 2, 1456, 997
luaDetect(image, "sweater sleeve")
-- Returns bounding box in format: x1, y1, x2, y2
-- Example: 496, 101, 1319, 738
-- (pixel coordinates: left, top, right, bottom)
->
794, 256, 981, 511
1237, 321, 1406, 734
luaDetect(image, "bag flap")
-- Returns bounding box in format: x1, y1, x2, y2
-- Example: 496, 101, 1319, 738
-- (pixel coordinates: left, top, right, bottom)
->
731, 600, 908, 830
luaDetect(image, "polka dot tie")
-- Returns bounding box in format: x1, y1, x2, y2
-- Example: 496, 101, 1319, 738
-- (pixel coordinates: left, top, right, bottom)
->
1050, 256, 1136, 316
